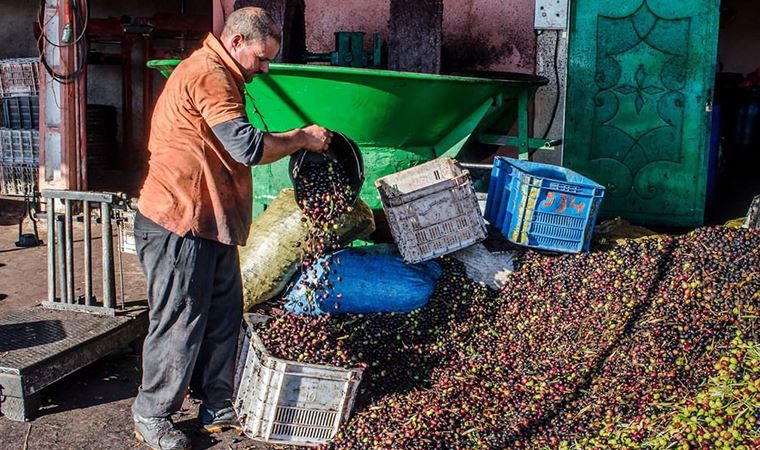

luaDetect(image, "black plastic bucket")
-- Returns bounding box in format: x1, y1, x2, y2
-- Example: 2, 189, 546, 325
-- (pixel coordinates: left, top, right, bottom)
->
289, 131, 365, 209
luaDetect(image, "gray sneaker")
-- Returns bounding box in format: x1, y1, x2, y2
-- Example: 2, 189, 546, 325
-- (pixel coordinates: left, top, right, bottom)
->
133, 413, 191, 450
198, 403, 242, 434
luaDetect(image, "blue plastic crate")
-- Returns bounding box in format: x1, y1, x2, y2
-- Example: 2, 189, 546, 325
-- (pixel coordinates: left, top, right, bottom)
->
484, 157, 605, 253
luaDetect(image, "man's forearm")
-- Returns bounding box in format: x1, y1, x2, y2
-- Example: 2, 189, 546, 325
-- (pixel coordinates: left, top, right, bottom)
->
212, 118, 306, 166
258, 129, 307, 165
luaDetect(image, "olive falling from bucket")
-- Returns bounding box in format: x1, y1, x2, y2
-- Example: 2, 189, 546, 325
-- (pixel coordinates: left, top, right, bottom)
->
289, 131, 365, 209
289, 131, 366, 312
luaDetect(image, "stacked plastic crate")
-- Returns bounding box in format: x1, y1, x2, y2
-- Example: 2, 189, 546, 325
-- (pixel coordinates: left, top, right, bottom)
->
0, 57, 40, 196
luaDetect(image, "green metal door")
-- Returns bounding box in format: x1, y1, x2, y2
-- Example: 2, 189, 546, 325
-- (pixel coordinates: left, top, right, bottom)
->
564, 0, 720, 226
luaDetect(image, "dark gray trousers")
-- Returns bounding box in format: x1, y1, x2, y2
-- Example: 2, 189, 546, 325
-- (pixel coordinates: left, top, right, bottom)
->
131, 212, 243, 418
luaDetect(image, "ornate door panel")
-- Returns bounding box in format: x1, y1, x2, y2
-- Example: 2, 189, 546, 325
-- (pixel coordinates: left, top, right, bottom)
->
564, 0, 720, 226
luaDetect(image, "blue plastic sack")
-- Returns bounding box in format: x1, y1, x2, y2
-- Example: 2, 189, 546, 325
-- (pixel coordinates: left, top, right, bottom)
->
284, 244, 442, 315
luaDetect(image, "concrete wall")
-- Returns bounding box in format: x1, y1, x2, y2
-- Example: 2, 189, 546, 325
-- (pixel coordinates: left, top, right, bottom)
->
303, 0, 541, 164
0, 0, 40, 60
718, 0, 760, 75
532, 29, 567, 166
305, 0, 536, 74
442, 0, 535, 73
305, 1, 389, 60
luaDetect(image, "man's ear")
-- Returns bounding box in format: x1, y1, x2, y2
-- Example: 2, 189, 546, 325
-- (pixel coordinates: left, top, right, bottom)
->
230, 34, 245, 49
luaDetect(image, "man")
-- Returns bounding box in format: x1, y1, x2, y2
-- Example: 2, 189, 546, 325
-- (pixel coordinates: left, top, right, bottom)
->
131, 7, 332, 450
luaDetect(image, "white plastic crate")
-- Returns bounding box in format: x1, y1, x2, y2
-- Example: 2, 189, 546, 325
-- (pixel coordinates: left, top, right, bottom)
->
0, 164, 37, 196
0, 58, 39, 97
0, 128, 39, 165
234, 314, 363, 448
375, 157, 487, 264
2, 96, 39, 129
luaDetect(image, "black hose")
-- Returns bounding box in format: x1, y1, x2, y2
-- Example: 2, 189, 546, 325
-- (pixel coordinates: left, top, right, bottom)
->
542, 29, 562, 141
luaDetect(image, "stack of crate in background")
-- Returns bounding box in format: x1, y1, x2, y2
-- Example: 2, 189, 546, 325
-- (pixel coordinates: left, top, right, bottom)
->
0, 57, 40, 197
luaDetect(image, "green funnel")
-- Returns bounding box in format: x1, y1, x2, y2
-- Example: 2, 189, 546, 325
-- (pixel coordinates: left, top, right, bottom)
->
147, 60, 547, 213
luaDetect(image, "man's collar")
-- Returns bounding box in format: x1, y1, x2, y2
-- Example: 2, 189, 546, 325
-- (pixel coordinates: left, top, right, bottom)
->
203, 33, 245, 89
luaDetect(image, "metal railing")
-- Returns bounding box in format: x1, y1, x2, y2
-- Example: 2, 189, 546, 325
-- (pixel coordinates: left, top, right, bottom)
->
41, 190, 126, 316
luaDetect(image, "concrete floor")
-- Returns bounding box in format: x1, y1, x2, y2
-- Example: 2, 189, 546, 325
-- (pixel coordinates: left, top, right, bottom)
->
0, 197, 279, 450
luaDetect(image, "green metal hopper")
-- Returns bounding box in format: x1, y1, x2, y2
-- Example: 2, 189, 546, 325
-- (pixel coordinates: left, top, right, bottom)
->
147, 60, 549, 213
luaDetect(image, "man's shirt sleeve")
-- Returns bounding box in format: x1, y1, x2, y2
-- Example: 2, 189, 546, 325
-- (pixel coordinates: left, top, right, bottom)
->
191, 66, 264, 166
211, 117, 265, 166
190, 67, 246, 128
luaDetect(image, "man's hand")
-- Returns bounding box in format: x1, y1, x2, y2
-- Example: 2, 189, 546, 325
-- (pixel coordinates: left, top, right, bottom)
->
231, 123, 333, 166
300, 125, 332, 153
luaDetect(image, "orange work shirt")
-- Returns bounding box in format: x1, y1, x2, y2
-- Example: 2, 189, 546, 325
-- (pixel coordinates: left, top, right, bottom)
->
138, 34, 253, 246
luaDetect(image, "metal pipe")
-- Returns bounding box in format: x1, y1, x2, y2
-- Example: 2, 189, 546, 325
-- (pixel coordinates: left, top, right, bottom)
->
101, 202, 116, 308
459, 163, 494, 171
56, 216, 67, 304
118, 241, 125, 310
47, 197, 56, 303
83, 201, 92, 306
518, 91, 530, 160
304, 53, 332, 63
41, 189, 117, 203
65, 199, 75, 304
79, 59, 88, 190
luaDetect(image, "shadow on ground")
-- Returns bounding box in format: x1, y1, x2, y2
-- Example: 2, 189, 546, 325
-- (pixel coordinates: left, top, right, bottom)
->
35, 351, 141, 418
0, 320, 66, 352
0, 198, 25, 226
